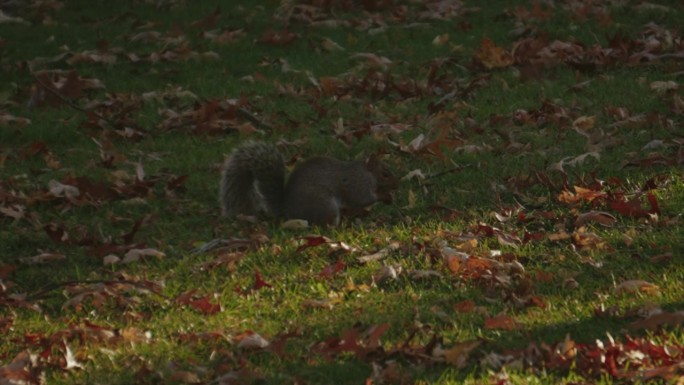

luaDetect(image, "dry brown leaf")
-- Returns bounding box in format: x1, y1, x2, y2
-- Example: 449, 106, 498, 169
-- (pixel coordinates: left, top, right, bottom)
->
475, 38, 513, 69
103, 254, 120, 265
548, 230, 571, 241
442, 340, 482, 367
20, 252, 66, 265
630, 311, 684, 330
572, 115, 596, 131
0, 112, 31, 126
122, 248, 166, 264
432, 33, 449, 46
373, 264, 403, 284
650, 80, 678, 94
454, 300, 475, 313
573, 228, 608, 251
575, 211, 618, 227
301, 298, 338, 309
0, 205, 25, 220
484, 314, 520, 330
170, 371, 201, 384
120, 327, 151, 343
237, 332, 270, 350
614, 280, 660, 295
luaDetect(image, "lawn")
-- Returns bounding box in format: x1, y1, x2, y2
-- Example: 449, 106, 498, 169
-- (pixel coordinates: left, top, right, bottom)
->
1, 0, 683, 384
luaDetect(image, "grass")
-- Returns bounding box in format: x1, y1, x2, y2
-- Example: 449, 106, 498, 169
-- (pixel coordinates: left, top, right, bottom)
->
1, 0, 684, 384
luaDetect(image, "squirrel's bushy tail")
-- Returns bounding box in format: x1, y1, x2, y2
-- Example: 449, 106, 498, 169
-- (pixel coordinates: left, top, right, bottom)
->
220, 141, 286, 218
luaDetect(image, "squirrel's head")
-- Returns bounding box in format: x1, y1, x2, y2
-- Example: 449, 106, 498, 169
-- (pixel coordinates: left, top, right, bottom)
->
366, 154, 398, 203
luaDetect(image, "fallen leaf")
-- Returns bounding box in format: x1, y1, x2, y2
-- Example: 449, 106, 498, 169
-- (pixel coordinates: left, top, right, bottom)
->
454, 300, 476, 313
103, 254, 120, 265
373, 264, 403, 284
170, 371, 201, 384
236, 331, 270, 349
575, 211, 618, 227
20, 252, 66, 265
475, 37, 513, 69
122, 248, 166, 264
301, 298, 337, 309
441, 340, 482, 367
484, 314, 519, 330
630, 311, 684, 330
572, 115, 596, 132
614, 280, 660, 295
62, 341, 84, 370
650, 80, 678, 94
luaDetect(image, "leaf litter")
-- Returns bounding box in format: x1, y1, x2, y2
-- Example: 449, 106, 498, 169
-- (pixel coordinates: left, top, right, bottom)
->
1, 0, 683, 383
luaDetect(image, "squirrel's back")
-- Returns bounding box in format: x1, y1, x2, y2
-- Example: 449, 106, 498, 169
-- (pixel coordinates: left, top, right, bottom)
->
284, 157, 381, 226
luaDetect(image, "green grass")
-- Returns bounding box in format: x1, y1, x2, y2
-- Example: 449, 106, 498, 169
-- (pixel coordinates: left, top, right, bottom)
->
1, 0, 684, 384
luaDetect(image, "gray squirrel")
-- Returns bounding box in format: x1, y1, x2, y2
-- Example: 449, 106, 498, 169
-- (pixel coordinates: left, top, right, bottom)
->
219, 141, 398, 226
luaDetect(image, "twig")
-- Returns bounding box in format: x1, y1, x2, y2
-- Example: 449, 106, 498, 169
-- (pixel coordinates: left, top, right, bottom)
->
426, 165, 467, 181
237, 107, 275, 131
30, 71, 117, 128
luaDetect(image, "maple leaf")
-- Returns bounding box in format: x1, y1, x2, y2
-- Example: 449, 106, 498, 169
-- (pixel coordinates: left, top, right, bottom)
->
236, 331, 270, 350
474, 38, 514, 69
317, 258, 345, 280
0, 351, 41, 385
188, 295, 221, 315
19, 253, 66, 265
454, 300, 476, 313
614, 280, 660, 295
296, 235, 331, 252
190, 6, 220, 30
121, 248, 166, 264
484, 314, 520, 330
630, 311, 684, 330
574, 211, 617, 227
0, 111, 31, 126
440, 340, 482, 368
61, 340, 84, 370
259, 28, 298, 45
253, 270, 272, 290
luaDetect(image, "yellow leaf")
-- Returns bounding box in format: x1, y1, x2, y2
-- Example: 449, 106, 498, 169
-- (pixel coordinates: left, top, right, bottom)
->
443, 340, 482, 367
572, 115, 595, 131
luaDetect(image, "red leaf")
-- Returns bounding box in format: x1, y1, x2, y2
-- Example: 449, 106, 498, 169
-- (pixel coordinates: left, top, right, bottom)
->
646, 193, 660, 215
454, 300, 475, 313
166, 174, 188, 191
317, 258, 345, 280
527, 296, 548, 309
609, 197, 649, 218
189, 296, 221, 315
0, 264, 17, 279
190, 6, 220, 30
258, 28, 297, 46
484, 314, 519, 330
175, 289, 221, 315
296, 236, 330, 252
523, 231, 545, 244
366, 323, 389, 350
253, 270, 272, 290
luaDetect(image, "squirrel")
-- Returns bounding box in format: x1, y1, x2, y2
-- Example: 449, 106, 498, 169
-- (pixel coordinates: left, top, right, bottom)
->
219, 141, 398, 226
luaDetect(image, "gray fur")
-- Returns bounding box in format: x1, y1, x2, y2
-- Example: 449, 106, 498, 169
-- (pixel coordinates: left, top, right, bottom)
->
219, 141, 286, 218
220, 142, 396, 226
